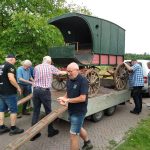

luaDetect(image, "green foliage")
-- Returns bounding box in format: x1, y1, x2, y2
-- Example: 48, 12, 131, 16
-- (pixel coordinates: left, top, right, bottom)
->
0, 0, 91, 65
125, 53, 150, 60
115, 117, 150, 150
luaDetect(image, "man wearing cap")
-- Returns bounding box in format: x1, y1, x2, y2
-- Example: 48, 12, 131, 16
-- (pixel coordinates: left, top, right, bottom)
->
0, 54, 24, 135
124, 59, 144, 114
17, 60, 34, 116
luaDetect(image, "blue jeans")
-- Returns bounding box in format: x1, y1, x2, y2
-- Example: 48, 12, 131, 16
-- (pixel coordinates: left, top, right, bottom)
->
32, 87, 55, 133
69, 113, 85, 135
0, 94, 18, 113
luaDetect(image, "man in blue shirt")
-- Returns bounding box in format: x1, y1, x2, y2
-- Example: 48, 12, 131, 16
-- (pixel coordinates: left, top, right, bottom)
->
124, 59, 144, 114
58, 62, 93, 150
17, 60, 34, 115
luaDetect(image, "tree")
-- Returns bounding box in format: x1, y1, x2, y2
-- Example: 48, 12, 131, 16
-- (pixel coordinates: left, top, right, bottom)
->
0, 0, 91, 64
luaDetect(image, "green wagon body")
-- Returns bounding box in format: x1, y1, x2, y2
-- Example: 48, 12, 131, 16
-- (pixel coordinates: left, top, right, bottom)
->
48, 13, 125, 66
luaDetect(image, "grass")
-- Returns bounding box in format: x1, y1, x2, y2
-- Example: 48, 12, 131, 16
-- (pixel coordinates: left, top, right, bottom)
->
114, 116, 150, 150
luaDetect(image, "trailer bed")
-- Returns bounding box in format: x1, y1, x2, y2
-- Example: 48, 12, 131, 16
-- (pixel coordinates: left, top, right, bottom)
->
50, 82, 131, 121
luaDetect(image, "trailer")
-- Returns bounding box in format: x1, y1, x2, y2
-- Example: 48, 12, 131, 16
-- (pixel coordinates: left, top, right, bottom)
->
46, 13, 130, 121
50, 78, 131, 122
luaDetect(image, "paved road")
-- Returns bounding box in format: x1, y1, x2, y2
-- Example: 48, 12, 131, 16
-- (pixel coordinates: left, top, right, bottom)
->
0, 97, 150, 150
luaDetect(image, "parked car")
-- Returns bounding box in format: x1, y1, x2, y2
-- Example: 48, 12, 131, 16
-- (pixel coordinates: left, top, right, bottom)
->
124, 60, 150, 94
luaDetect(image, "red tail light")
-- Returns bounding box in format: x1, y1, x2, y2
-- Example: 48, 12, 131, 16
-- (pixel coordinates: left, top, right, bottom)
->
144, 76, 147, 83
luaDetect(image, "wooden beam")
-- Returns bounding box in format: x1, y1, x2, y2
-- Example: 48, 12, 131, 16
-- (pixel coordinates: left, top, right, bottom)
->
5, 105, 68, 150
17, 94, 33, 106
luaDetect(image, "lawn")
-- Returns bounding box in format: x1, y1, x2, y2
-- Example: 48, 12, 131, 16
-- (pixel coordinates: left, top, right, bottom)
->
114, 116, 150, 150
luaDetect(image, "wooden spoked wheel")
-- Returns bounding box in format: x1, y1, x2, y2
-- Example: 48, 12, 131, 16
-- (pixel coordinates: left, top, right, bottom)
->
114, 64, 129, 90
52, 75, 66, 91
85, 69, 100, 97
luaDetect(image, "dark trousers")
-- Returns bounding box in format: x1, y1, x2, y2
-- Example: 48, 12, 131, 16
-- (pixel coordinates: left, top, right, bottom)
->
32, 87, 54, 133
132, 86, 143, 113
19, 84, 31, 113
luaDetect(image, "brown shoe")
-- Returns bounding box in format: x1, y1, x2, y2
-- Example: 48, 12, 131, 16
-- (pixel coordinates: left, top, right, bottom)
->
22, 111, 31, 115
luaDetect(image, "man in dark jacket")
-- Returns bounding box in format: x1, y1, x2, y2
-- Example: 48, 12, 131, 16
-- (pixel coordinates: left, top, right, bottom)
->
0, 54, 24, 135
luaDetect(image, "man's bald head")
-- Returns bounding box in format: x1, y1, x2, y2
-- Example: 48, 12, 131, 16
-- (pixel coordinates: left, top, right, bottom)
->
67, 62, 79, 79
67, 62, 79, 70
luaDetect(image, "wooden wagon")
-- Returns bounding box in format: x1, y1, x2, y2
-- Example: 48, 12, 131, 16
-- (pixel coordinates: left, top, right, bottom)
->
48, 13, 129, 97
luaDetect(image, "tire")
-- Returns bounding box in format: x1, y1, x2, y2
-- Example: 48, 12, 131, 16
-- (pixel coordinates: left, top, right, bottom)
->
91, 111, 104, 122
105, 106, 116, 116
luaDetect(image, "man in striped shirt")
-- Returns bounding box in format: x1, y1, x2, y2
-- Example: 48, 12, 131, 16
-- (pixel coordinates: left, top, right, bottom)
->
124, 59, 144, 115
30, 56, 66, 141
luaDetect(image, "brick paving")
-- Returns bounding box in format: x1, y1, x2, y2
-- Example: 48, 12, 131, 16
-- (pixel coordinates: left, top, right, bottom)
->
0, 97, 150, 150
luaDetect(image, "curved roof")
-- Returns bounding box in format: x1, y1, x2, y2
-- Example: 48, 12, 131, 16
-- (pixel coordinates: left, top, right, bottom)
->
48, 13, 125, 56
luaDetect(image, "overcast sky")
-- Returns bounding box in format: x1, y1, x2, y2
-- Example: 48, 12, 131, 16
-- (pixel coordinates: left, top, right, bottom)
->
67, 0, 150, 54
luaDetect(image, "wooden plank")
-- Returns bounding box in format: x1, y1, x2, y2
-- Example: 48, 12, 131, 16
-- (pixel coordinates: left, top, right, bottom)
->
17, 94, 33, 106
5, 105, 68, 150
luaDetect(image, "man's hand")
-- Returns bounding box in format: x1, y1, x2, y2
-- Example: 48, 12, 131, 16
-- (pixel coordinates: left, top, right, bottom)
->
57, 97, 69, 106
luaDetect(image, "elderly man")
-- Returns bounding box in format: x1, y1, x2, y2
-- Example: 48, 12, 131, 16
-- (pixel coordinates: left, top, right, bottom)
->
17, 60, 34, 116
124, 59, 144, 114
30, 56, 67, 141
58, 62, 93, 150
0, 54, 24, 135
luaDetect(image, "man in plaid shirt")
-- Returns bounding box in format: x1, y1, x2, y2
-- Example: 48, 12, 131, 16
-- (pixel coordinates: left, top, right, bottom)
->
30, 56, 66, 141
124, 59, 144, 114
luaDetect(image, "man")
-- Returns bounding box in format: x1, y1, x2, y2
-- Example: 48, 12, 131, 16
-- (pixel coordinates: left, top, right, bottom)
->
147, 61, 150, 96
30, 56, 67, 141
124, 59, 144, 114
58, 62, 93, 150
0, 54, 24, 135
17, 60, 34, 116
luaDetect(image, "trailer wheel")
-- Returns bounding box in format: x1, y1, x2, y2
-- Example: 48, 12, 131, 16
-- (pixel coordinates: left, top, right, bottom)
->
105, 106, 116, 116
91, 111, 104, 122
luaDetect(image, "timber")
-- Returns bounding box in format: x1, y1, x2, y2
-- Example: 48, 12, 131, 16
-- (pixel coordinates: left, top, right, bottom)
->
5, 105, 67, 150
17, 94, 33, 106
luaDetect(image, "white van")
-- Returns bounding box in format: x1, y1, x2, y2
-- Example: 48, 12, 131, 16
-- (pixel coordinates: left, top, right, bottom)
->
124, 60, 150, 93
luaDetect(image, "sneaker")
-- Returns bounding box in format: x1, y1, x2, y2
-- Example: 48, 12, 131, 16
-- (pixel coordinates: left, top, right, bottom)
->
82, 140, 93, 150
48, 129, 59, 137
30, 133, 41, 141
0, 125, 10, 134
9, 126, 24, 136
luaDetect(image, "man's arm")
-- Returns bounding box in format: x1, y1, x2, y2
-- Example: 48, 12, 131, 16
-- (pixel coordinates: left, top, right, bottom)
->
58, 70, 67, 75
123, 62, 133, 71
18, 77, 33, 85
8, 73, 22, 95
58, 94, 86, 104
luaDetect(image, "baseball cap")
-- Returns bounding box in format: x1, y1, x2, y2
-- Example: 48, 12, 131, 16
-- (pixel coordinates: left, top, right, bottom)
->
6, 54, 16, 59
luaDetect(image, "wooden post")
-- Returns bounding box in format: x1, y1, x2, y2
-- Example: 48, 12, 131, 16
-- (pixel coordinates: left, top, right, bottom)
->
5, 105, 68, 150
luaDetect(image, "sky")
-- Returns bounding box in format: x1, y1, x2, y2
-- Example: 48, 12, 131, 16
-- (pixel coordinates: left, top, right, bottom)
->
67, 0, 150, 54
